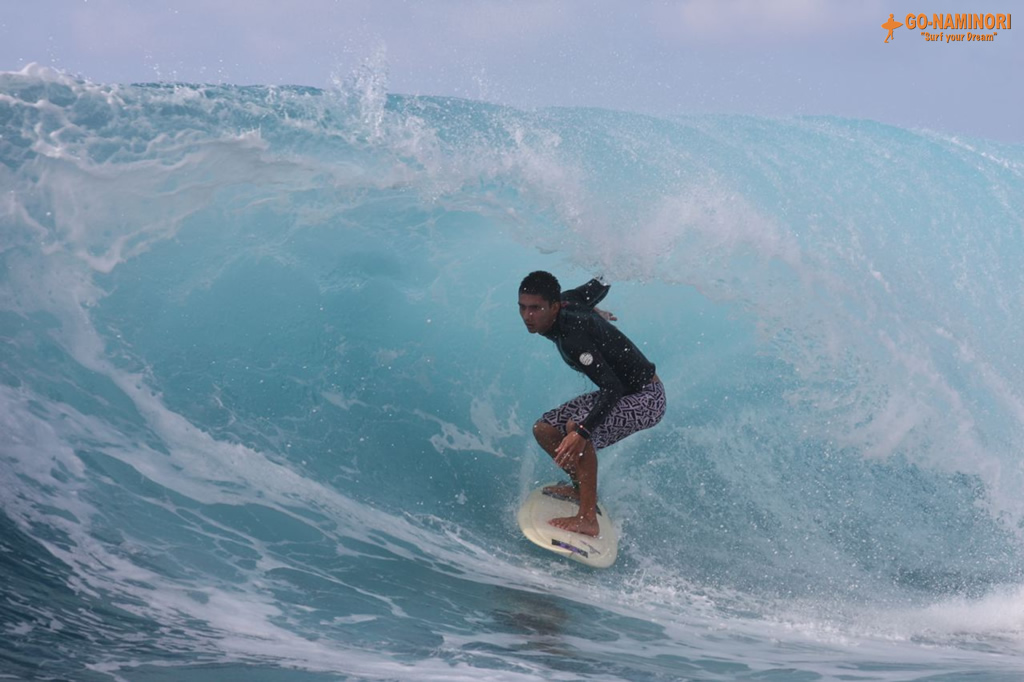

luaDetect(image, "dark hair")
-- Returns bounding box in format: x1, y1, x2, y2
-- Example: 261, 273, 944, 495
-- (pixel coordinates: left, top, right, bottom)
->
519, 271, 561, 304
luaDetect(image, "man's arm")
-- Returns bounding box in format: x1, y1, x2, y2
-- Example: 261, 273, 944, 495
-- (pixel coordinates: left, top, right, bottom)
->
550, 304, 626, 460
552, 348, 623, 464
578, 348, 626, 433
561, 278, 610, 310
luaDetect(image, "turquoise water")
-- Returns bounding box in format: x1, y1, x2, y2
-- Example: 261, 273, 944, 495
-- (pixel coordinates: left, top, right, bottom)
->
2, 63, 1024, 680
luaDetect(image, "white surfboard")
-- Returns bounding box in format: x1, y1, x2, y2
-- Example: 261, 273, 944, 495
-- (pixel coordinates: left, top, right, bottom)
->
517, 483, 619, 568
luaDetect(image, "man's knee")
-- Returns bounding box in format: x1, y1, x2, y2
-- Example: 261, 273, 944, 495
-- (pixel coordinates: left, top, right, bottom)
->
533, 420, 559, 442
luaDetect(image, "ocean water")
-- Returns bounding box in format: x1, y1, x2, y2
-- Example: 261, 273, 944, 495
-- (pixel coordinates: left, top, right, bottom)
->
2, 62, 1024, 681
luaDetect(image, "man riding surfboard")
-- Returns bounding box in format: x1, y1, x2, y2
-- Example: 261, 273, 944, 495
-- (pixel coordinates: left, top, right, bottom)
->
518, 271, 666, 536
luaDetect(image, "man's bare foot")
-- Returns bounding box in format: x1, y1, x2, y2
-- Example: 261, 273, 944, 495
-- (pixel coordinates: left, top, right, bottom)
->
542, 483, 580, 500
549, 514, 600, 537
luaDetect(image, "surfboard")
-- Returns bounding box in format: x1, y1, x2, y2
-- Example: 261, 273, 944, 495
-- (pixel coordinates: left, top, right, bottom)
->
517, 483, 619, 568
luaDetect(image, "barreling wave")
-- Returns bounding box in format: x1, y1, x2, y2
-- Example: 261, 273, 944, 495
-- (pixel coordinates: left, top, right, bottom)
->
2, 62, 1024, 680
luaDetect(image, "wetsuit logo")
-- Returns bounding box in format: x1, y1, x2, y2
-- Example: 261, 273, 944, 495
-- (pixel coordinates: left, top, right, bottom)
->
579, 352, 594, 366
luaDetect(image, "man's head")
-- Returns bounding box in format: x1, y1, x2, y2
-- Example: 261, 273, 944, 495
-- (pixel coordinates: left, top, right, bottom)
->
518, 271, 561, 334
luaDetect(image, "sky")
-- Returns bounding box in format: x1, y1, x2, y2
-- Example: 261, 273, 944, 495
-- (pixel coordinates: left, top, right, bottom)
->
1, 0, 1021, 142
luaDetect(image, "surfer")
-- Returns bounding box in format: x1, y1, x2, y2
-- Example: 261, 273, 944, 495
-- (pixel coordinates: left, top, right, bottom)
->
519, 271, 665, 536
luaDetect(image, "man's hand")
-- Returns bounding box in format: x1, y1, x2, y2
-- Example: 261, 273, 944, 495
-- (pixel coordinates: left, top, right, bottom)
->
554, 425, 588, 467
594, 306, 617, 321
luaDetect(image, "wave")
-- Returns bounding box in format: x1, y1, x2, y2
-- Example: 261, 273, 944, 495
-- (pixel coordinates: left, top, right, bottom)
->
2, 62, 1024, 680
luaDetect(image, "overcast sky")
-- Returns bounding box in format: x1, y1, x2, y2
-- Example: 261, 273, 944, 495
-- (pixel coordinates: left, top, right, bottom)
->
2, 0, 1021, 142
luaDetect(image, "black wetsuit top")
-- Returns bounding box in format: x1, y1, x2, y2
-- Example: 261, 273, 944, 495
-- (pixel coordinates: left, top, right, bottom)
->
541, 279, 657, 432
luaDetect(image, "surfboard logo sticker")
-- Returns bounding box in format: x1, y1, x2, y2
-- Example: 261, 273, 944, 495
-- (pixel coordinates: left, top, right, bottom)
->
551, 539, 589, 558
579, 352, 593, 366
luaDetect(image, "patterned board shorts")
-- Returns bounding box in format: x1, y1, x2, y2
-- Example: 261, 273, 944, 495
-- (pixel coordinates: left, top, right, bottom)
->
540, 381, 666, 451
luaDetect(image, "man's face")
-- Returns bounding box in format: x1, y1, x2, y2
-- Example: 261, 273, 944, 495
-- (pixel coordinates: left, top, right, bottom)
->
518, 293, 560, 334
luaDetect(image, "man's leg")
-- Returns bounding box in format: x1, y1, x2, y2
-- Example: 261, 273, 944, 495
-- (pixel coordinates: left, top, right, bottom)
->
549, 421, 600, 536
534, 419, 601, 536
533, 420, 579, 498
